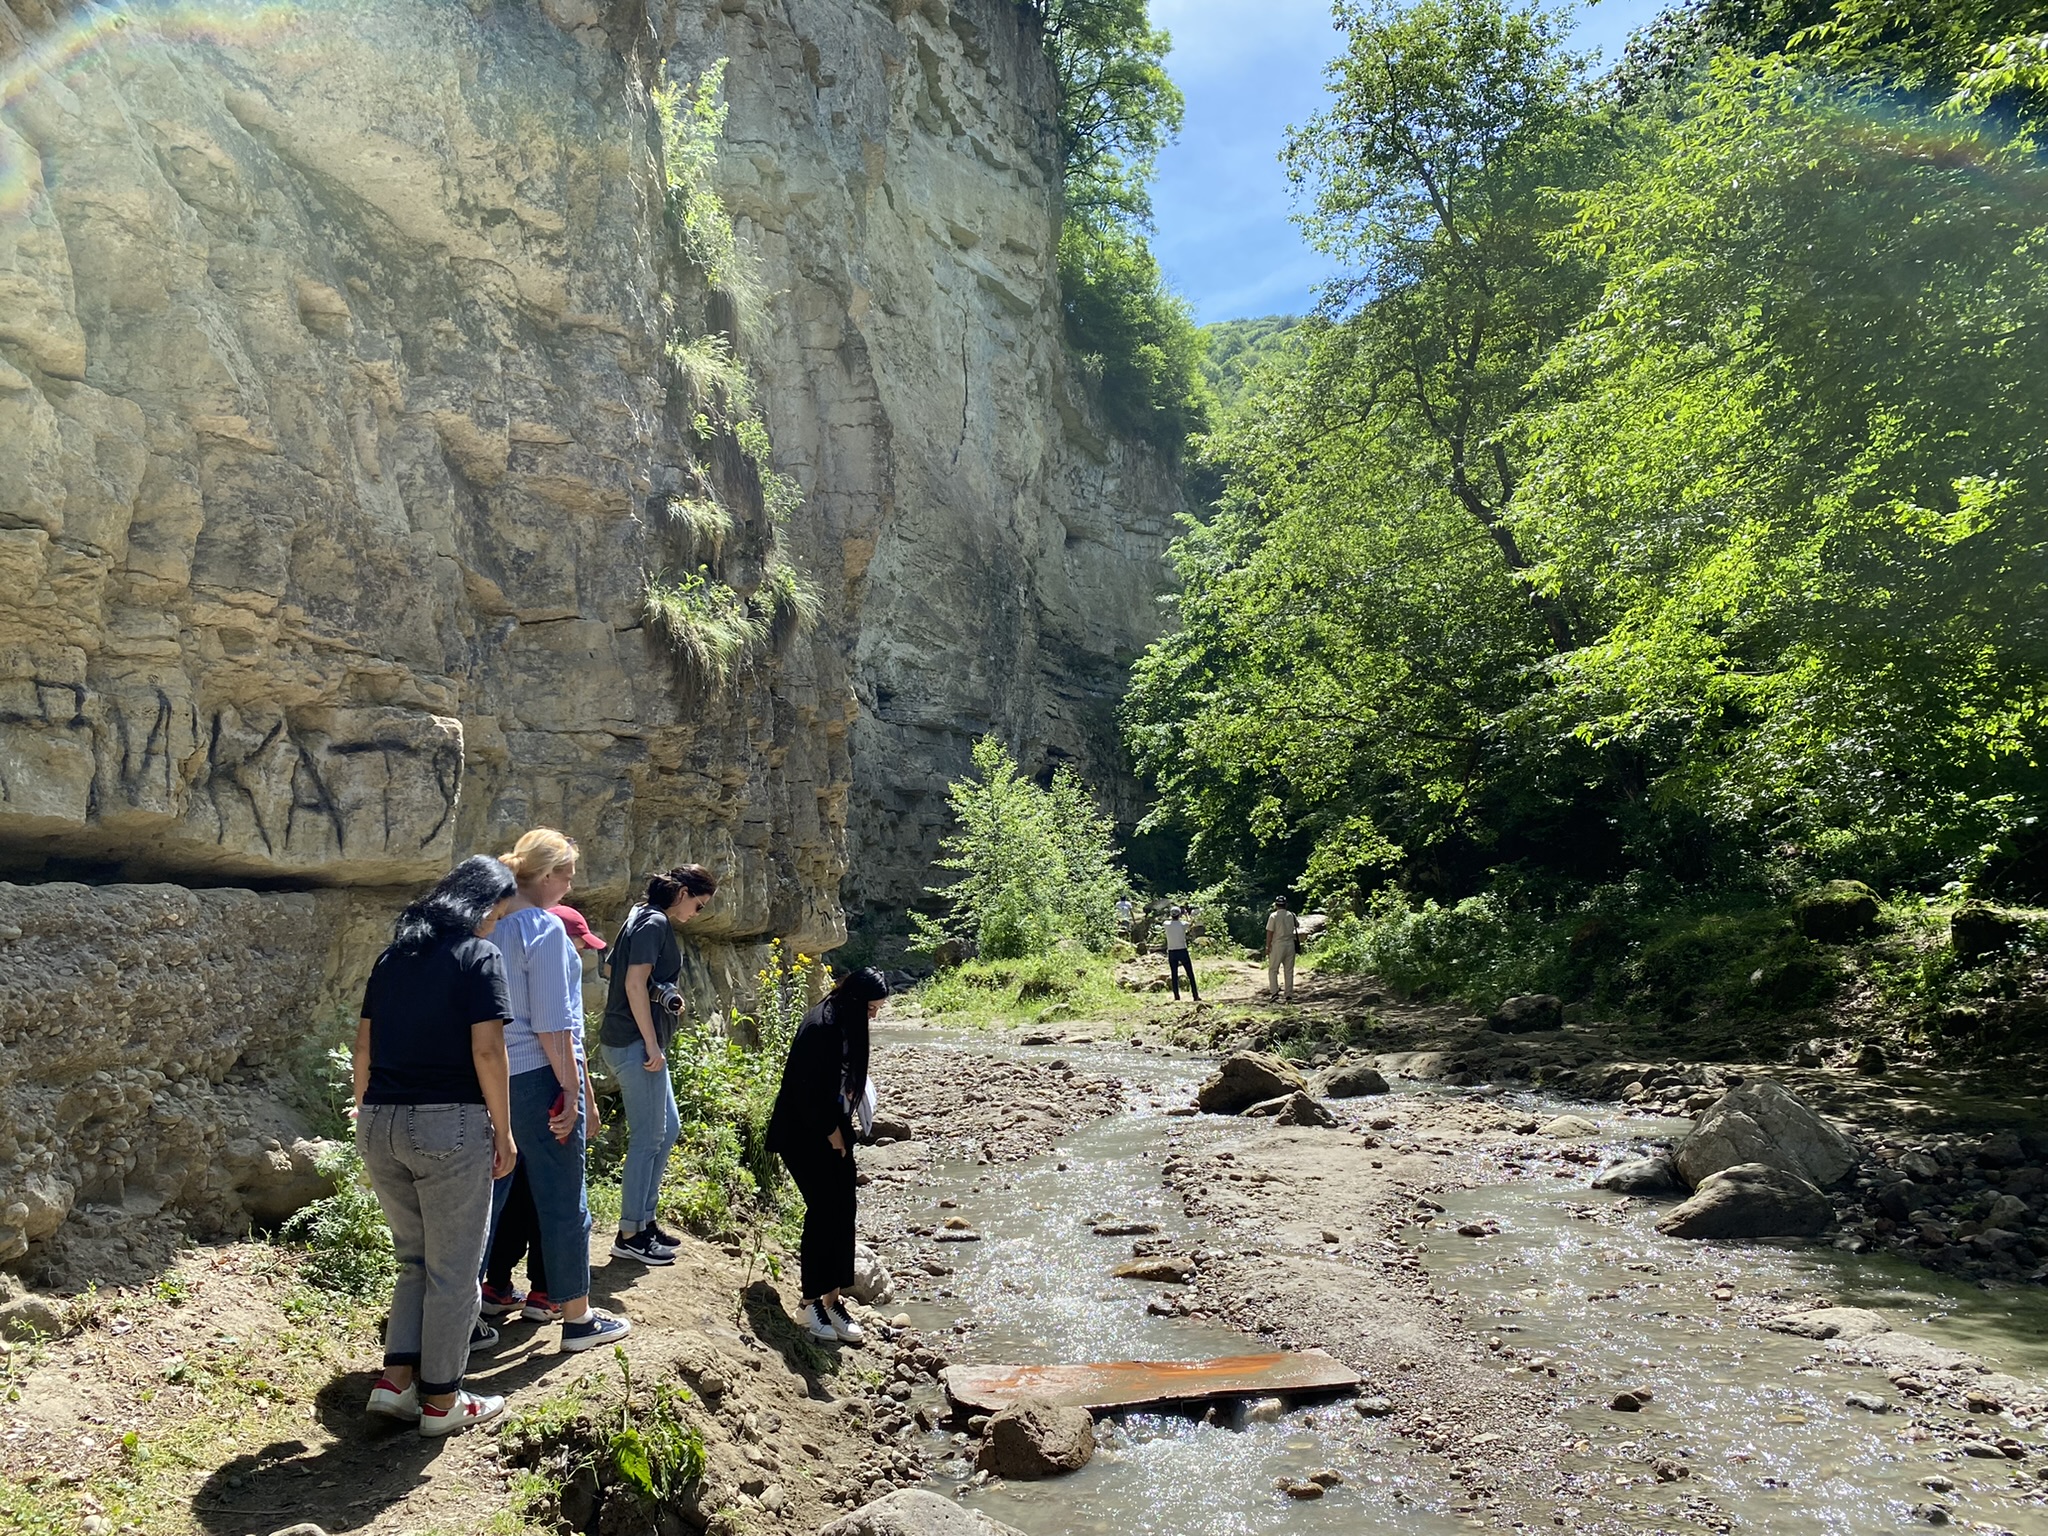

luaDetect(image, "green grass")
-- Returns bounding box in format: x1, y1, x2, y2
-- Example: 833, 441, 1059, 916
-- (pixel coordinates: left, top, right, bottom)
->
908, 948, 1227, 1032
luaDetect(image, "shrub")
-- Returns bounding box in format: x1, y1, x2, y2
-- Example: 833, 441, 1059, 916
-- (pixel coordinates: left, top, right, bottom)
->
278, 1143, 394, 1301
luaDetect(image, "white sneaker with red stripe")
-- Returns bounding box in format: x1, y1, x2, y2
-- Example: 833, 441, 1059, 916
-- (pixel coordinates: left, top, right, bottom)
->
365, 1376, 419, 1422
418, 1388, 505, 1438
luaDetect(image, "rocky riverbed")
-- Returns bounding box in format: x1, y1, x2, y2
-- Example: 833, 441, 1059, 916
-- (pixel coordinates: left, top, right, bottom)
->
3, 996, 2046, 1536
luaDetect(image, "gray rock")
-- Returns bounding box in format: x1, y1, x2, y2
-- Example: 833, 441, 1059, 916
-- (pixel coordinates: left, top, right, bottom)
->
1844, 1392, 1892, 1412
0, 1292, 64, 1343
1353, 1395, 1393, 1417
1655, 1162, 1834, 1240
975, 1398, 1097, 1479
1764, 1306, 1892, 1341
1242, 1091, 1336, 1127
1674, 1079, 1857, 1189
1489, 994, 1563, 1033
1592, 1153, 1681, 1195
1315, 1061, 1390, 1098
1795, 880, 1880, 942
849, 1243, 895, 1307
1540, 1114, 1601, 1138
1988, 1194, 2031, 1228
819, 1489, 1028, 1536
1197, 1053, 1309, 1115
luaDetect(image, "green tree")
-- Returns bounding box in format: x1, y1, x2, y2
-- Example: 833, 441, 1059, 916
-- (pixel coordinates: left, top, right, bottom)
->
914, 739, 1130, 959
1521, 49, 2048, 883
1025, 0, 1207, 452
1131, 0, 2048, 918
1128, 0, 1620, 895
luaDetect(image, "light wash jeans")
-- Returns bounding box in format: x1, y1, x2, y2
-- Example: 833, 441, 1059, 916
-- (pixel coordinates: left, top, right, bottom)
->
357, 1101, 495, 1394
509, 1065, 592, 1304
603, 1037, 680, 1230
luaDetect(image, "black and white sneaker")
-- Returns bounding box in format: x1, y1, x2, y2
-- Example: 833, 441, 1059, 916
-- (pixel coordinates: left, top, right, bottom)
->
826, 1297, 865, 1345
609, 1229, 676, 1266
804, 1300, 839, 1343
647, 1222, 683, 1250
468, 1320, 501, 1354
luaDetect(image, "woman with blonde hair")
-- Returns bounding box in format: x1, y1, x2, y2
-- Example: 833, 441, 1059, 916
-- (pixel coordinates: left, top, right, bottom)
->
489, 829, 631, 1353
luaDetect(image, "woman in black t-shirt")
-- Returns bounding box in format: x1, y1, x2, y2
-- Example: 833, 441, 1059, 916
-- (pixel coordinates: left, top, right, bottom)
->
352, 856, 520, 1438
765, 967, 889, 1344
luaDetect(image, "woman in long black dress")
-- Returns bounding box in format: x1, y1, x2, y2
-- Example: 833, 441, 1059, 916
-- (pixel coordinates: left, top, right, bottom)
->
764, 967, 889, 1343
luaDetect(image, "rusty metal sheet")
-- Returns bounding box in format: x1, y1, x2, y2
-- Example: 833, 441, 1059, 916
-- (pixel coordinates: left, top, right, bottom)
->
941, 1350, 1361, 1414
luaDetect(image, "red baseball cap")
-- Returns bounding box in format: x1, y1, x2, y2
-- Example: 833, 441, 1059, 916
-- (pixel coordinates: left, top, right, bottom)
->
549, 905, 606, 950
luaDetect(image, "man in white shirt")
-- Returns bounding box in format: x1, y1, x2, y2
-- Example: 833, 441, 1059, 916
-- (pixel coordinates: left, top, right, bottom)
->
1115, 896, 1134, 935
1265, 897, 1299, 1003
1163, 907, 1199, 1002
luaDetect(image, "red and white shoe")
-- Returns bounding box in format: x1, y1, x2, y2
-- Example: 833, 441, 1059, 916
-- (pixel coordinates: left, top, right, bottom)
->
418, 1388, 505, 1438
365, 1377, 420, 1422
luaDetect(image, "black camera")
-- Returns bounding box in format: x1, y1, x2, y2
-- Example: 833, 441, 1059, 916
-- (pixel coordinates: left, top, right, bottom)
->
652, 981, 685, 1017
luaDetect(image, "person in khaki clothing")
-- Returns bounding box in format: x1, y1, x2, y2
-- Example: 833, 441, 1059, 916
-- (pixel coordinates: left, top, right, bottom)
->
1265, 896, 1299, 1002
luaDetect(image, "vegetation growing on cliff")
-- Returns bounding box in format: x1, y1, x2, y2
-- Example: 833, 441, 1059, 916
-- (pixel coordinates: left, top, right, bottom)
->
1126, 0, 2048, 1032
1033, 0, 1209, 451
645, 61, 820, 683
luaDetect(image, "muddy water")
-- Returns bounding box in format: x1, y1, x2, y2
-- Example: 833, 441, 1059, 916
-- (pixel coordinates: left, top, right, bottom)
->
884, 1030, 2048, 1534
1416, 1103, 2048, 1535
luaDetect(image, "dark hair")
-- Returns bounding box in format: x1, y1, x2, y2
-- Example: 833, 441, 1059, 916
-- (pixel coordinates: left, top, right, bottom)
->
831, 967, 890, 1008
644, 863, 717, 911
391, 855, 517, 953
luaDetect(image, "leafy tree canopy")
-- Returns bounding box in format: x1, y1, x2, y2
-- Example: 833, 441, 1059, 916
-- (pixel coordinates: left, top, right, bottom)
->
1126, 0, 2048, 919
1026, 0, 1207, 452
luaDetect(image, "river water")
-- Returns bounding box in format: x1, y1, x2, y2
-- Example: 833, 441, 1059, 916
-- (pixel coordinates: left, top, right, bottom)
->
882, 1029, 2048, 1535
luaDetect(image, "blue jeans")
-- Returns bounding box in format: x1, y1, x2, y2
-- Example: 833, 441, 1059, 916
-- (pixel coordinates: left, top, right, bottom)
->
509, 1065, 591, 1305
603, 1038, 680, 1230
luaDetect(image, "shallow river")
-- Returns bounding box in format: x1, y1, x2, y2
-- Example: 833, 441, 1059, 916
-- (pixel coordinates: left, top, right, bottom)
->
882, 1029, 2048, 1535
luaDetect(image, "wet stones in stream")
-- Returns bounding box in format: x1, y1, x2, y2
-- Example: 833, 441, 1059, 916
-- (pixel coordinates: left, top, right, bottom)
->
1656, 1162, 1837, 1239
974, 1399, 1096, 1478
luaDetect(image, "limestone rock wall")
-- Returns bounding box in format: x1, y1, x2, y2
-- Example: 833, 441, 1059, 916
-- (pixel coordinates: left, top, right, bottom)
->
686, 0, 1184, 938
0, 0, 852, 951
0, 881, 392, 1280
0, 0, 1182, 1270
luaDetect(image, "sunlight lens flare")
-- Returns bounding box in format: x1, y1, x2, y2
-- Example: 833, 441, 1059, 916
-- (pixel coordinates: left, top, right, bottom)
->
0, 1, 306, 221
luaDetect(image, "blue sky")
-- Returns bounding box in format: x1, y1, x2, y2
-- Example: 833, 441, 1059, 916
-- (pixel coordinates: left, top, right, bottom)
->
1149, 0, 1670, 323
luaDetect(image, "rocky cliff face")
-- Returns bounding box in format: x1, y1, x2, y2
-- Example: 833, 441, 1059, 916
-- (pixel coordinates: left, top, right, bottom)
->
686, 0, 1183, 934
0, 0, 1179, 1270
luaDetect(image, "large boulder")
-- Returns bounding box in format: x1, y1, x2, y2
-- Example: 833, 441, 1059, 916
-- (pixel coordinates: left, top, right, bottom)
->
1654, 1163, 1834, 1240
1315, 1061, 1390, 1098
1197, 1053, 1308, 1115
849, 1242, 894, 1307
1951, 903, 2027, 961
1795, 881, 1880, 942
1488, 994, 1563, 1033
975, 1397, 1097, 1479
1674, 1080, 1856, 1189
820, 1490, 1028, 1536
1591, 1153, 1682, 1195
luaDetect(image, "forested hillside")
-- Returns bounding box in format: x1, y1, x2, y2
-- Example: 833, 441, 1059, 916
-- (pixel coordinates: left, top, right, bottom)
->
1132, 0, 2048, 1040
